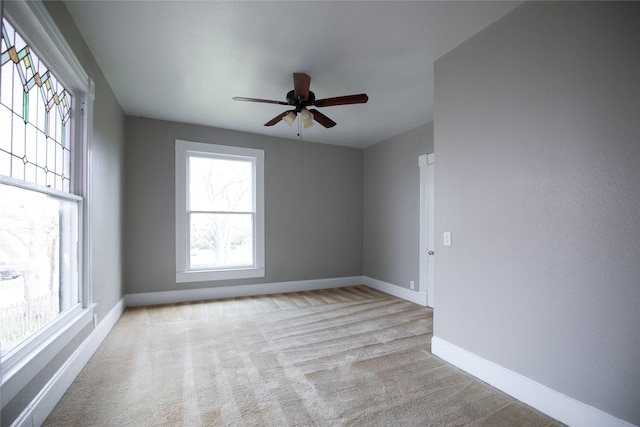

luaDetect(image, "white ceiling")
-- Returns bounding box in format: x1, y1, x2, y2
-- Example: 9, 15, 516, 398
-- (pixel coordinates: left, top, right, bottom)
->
64, 1, 519, 148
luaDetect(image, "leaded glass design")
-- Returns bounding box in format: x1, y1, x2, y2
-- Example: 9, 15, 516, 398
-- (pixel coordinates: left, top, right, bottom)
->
1, 17, 72, 192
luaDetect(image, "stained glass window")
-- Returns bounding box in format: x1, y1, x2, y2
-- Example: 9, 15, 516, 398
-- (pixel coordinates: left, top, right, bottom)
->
1, 17, 72, 193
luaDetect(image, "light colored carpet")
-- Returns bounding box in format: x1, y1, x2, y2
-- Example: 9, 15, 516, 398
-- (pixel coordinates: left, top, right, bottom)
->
44, 286, 562, 426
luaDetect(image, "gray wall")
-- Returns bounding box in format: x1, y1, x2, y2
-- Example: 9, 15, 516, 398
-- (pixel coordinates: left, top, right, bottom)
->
363, 123, 433, 289
1, 2, 125, 424
433, 2, 640, 424
124, 117, 363, 295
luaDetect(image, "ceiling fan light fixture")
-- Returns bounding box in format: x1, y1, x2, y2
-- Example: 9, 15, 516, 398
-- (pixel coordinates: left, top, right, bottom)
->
282, 111, 296, 126
301, 108, 314, 129
234, 73, 368, 130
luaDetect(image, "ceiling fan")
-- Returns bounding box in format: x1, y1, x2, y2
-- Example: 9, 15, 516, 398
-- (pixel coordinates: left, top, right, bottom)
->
233, 73, 368, 129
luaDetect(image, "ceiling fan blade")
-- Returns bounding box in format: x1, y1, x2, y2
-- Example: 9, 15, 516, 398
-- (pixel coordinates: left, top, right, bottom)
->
314, 93, 369, 108
233, 96, 288, 106
293, 73, 311, 101
264, 111, 290, 126
308, 109, 336, 128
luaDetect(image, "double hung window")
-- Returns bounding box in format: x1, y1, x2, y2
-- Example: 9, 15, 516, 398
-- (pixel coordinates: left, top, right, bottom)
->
0, 1, 92, 371
175, 140, 264, 282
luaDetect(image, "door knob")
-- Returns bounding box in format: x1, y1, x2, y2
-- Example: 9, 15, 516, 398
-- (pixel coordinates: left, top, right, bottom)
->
427, 250, 435, 256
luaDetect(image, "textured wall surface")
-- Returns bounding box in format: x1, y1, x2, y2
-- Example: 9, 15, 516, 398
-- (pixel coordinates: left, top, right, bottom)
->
363, 123, 433, 289
124, 117, 363, 294
434, 2, 640, 424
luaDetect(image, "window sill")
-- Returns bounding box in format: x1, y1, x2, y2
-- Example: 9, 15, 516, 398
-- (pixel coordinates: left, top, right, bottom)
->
176, 267, 265, 283
1, 303, 95, 405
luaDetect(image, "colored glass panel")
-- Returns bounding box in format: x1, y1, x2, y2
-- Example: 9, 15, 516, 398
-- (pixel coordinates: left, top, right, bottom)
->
0, 17, 72, 192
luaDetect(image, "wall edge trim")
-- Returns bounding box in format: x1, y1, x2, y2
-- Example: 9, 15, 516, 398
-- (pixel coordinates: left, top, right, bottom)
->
124, 276, 364, 307
363, 276, 427, 306
12, 298, 126, 427
431, 336, 634, 427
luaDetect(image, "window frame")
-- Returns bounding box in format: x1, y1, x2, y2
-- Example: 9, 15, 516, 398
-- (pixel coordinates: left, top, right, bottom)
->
0, 0, 94, 387
175, 139, 265, 283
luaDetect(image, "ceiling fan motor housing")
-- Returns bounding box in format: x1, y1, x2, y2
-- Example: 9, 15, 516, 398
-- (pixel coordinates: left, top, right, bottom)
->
286, 90, 316, 111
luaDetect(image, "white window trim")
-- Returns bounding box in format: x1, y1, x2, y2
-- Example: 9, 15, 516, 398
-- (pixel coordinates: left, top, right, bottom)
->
175, 139, 265, 283
0, 0, 94, 392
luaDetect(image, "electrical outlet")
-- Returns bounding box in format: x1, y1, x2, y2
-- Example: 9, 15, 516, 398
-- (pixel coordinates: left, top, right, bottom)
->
410, 281, 415, 289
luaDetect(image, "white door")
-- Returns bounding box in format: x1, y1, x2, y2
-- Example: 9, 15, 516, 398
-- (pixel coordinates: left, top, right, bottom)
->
419, 153, 435, 308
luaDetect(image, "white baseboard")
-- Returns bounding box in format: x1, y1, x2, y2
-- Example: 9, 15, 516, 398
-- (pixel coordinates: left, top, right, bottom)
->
363, 276, 427, 306
123, 275, 428, 308
431, 336, 634, 427
12, 299, 126, 427
124, 276, 363, 307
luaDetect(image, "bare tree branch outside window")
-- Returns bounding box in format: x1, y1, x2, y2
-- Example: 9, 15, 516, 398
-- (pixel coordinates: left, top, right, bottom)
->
188, 156, 254, 269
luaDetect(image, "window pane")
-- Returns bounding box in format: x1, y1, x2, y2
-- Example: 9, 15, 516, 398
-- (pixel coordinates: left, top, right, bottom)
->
189, 213, 254, 269
0, 183, 79, 355
0, 61, 13, 111
188, 156, 253, 212
0, 105, 12, 153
